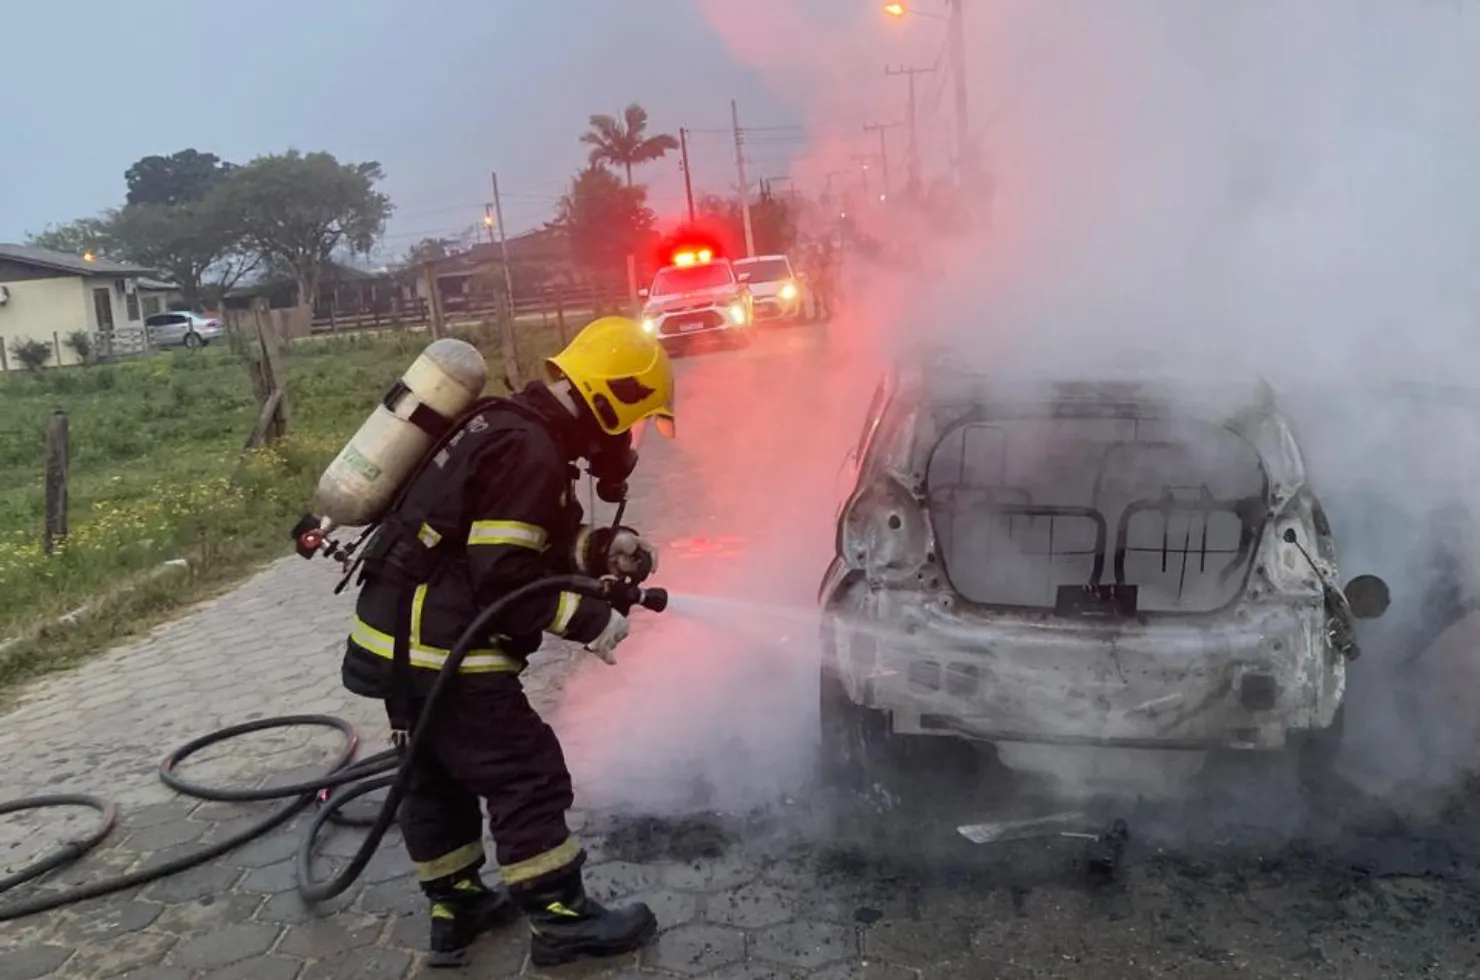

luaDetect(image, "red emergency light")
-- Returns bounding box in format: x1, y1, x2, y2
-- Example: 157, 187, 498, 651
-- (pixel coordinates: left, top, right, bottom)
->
671, 247, 714, 267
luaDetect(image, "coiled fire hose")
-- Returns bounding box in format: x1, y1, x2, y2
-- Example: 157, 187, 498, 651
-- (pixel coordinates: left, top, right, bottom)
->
0, 574, 667, 921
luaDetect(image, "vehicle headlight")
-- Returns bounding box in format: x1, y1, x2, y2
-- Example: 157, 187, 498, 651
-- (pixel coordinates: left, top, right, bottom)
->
727, 302, 748, 325
641, 317, 658, 334
778, 281, 798, 301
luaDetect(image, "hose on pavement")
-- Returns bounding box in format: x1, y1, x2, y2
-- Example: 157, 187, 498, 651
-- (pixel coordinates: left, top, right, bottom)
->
0, 574, 666, 922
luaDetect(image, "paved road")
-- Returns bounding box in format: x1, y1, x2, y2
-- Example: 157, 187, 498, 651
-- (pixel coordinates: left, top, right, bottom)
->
4, 322, 1480, 979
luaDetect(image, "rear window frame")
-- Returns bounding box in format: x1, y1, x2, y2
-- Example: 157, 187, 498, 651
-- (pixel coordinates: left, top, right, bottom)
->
918, 408, 1272, 619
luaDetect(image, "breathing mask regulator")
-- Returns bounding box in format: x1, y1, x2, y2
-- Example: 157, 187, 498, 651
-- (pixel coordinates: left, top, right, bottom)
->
568, 423, 656, 588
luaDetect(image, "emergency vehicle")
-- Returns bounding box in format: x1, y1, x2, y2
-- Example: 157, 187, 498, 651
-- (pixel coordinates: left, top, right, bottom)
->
732, 254, 810, 324
638, 246, 755, 347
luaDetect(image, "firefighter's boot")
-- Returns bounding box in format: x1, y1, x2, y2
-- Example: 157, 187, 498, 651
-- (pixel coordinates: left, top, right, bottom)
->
522, 876, 658, 967
425, 876, 521, 968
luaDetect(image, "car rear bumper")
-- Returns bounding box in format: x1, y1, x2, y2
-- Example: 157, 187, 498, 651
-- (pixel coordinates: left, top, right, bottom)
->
824, 594, 1341, 753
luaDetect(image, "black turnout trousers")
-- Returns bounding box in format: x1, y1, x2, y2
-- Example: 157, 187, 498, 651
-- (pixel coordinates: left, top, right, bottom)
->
389, 674, 584, 896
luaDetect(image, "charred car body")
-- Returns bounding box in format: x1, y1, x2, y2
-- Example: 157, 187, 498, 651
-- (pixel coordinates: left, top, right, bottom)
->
818, 362, 1397, 792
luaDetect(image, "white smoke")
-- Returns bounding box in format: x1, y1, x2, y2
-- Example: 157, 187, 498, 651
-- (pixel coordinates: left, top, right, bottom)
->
559, 0, 1480, 830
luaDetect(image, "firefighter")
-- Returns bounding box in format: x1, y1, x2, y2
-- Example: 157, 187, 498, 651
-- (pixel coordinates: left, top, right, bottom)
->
341, 315, 676, 968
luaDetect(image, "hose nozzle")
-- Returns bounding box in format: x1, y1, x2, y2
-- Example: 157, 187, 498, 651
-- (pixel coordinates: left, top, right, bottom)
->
600, 579, 668, 616
636, 587, 668, 613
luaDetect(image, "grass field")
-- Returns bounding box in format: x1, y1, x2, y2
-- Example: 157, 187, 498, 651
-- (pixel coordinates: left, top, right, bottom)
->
0, 319, 567, 692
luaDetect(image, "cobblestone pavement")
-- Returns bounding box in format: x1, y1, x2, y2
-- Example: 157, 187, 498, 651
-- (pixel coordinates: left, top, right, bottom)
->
6, 325, 1480, 979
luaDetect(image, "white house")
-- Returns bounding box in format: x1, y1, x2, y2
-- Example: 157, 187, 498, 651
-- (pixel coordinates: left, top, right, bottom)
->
0, 244, 162, 370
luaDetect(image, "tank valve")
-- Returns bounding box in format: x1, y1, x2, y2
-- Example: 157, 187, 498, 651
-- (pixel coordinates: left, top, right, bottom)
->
291, 514, 327, 560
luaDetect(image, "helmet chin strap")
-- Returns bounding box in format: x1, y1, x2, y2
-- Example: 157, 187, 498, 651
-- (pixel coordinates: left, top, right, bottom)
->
545, 379, 582, 419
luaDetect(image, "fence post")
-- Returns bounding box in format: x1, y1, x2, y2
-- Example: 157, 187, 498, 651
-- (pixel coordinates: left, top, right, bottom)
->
494, 288, 522, 394
242, 300, 291, 450
44, 410, 69, 555
422, 261, 445, 339
554, 284, 568, 345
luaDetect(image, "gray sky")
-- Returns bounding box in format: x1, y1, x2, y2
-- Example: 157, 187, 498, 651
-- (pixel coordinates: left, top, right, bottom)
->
3, 0, 928, 259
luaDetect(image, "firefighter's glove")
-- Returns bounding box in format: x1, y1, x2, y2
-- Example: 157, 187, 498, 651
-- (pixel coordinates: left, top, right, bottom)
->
606, 529, 658, 582
584, 608, 630, 665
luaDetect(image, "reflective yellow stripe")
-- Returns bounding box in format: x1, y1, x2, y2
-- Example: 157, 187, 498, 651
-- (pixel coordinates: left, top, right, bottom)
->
414, 841, 485, 882
417, 522, 443, 548
468, 520, 548, 550
411, 584, 429, 648
573, 526, 593, 569
550, 591, 579, 636
349, 617, 521, 674
500, 837, 582, 885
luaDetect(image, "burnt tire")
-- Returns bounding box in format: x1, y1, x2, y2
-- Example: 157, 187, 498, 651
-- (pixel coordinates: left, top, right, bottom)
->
1295, 703, 1348, 808
817, 657, 995, 847
817, 662, 912, 809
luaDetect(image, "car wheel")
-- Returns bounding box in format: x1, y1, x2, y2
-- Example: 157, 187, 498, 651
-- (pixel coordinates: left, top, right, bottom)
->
183, 331, 204, 350
817, 659, 915, 840
1294, 702, 1347, 804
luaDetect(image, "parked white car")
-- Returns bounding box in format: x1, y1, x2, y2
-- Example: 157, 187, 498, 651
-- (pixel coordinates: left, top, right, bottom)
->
146, 311, 224, 350
732, 254, 811, 324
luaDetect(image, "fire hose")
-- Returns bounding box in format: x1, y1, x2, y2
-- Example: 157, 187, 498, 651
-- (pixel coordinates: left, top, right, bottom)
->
0, 573, 668, 921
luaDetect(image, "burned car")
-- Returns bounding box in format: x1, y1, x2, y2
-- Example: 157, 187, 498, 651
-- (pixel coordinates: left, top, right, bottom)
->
817, 363, 1398, 798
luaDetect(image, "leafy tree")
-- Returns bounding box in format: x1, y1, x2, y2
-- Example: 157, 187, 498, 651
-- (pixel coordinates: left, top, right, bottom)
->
695, 188, 798, 256
217, 151, 394, 312
552, 165, 655, 293
109, 199, 257, 309
404, 236, 458, 266
580, 104, 679, 187
26, 216, 117, 257
29, 151, 252, 308
125, 149, 235, 207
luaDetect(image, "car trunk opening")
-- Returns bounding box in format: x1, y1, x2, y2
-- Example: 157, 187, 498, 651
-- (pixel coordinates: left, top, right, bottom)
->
925, 415, 1269, 615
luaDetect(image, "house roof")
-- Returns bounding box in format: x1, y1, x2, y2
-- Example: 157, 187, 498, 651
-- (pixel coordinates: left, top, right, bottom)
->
223, 260, 388, 298
433, 228, 570, 277
137, 277, 180, 291
0, 243, 157, 277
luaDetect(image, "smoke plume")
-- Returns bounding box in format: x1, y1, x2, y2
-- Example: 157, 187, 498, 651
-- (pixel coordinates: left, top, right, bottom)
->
557, 0, 1480, 832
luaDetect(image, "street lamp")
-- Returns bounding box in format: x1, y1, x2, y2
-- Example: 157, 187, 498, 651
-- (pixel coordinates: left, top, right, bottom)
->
882, 0, 969, 185
883, 1, 946, 21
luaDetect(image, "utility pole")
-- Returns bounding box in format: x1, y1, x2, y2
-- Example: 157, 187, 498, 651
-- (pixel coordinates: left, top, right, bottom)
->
947, 0, 970, 183
731, 99, 756, 257
863, 122, 901, 198
678, 127, 696, 224
489, 170, 522, 390
490, 172, 515, 308
886, 64, 936, 192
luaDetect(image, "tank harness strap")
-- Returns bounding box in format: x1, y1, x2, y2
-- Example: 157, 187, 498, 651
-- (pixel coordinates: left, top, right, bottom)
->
382, 380, 455, 441
388, 585, 415, 749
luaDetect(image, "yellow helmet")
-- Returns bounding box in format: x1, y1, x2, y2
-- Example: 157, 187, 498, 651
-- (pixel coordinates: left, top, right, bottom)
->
546, 316, 676, 437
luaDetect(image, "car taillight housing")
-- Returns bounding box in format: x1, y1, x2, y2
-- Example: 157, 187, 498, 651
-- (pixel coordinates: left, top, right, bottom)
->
1258, 499, 1325, 600
840, 474, 930, 584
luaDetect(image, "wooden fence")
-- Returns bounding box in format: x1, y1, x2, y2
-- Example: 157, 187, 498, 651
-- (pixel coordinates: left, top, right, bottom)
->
310, 282, 614, 334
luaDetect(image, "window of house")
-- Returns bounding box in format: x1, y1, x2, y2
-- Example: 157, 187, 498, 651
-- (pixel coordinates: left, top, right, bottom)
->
125, 292, 141, 321
141, 295, 163, 317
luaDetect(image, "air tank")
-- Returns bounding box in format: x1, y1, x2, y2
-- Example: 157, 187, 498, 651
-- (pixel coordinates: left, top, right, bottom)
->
310, 338, 487, 530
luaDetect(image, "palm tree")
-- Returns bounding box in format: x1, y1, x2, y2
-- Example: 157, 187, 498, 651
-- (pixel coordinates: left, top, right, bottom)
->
580, 104, 680, 187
